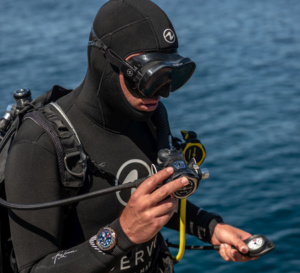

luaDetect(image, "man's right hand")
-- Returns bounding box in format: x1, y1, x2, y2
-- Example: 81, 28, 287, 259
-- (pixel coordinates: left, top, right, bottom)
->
120, 167, 189, 244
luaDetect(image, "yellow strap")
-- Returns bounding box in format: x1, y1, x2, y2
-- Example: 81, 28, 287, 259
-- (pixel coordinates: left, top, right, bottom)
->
174, 198, 186, 262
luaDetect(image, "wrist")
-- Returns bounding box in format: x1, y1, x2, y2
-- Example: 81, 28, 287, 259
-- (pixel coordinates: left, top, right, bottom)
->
208, 217, 224, 244
210, 222, 225, 245
109, 218, 136, 253
195, 211, 224, 243
90, 218, 136, 257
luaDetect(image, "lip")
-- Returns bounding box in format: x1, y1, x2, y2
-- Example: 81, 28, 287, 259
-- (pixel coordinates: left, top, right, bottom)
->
140, 97, 160, 111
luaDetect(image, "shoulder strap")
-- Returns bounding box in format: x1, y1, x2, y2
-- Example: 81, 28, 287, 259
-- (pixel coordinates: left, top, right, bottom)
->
0, 86, 84, 273
24, 102, 87, 188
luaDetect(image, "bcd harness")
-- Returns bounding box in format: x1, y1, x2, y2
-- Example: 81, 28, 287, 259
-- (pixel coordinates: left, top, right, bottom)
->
0, 85, 90, 273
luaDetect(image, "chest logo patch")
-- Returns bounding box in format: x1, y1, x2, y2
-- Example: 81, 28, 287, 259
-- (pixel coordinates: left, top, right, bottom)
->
115, 159, 151, 206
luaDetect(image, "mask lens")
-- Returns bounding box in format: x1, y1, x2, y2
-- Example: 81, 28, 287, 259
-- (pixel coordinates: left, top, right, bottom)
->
126, 52, 195, 98
171, 61, 196, 91
142, 67, 172, 98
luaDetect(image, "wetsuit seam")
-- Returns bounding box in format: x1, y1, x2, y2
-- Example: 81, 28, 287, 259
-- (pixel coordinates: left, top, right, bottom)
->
11, 138, 57, 158
101, 18, 148, 41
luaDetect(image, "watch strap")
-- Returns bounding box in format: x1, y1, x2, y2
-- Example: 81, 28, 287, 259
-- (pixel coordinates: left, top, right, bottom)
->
109, 218, 135, 251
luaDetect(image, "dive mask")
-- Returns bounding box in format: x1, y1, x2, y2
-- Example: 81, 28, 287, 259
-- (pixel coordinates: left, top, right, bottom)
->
88, 28, 196, 98
125, 52, 196, 98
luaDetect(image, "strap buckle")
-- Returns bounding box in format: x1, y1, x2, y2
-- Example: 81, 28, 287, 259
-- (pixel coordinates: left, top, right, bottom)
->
64, 149, 87, 178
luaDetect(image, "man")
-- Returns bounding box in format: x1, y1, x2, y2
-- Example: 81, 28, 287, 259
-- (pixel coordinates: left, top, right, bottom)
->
5, 0, 257, 272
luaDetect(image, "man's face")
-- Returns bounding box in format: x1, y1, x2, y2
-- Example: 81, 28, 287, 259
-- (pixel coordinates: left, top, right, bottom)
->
119, 53, 160, 112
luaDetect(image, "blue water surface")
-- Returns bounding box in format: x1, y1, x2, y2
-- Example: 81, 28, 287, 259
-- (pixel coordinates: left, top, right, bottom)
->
1, 0, 299, 272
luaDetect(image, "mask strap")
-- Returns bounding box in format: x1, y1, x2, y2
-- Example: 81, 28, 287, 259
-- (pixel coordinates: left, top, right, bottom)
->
88, 28, 142, 83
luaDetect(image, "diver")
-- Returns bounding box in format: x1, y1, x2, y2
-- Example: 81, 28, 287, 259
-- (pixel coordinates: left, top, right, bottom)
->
5, 0, 257, 272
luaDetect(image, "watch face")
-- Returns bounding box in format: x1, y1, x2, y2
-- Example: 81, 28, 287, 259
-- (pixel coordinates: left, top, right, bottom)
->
247, 237, 264, 250
96, 227, 117, 251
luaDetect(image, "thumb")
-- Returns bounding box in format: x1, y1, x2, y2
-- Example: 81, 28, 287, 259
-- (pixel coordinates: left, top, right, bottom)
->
235, 241, 249, 254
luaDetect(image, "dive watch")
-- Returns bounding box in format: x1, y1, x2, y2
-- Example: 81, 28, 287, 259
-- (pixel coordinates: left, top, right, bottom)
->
96, 226, 117, 251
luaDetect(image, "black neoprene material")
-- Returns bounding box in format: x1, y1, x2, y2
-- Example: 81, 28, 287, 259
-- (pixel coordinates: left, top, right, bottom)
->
5, 1, 223, 272
83, 0, 179, 129
5, 104, 223, 273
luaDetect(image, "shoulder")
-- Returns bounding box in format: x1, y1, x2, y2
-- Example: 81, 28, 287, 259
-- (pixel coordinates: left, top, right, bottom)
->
10, 117, 56, 156
5, 117, 60, 189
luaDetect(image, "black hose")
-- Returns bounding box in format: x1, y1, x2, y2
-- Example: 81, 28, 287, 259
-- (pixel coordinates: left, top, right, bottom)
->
0, 178, 145, 210
151, 102, 172, 151
166, 240, 220, 251
0, 103, 172, 210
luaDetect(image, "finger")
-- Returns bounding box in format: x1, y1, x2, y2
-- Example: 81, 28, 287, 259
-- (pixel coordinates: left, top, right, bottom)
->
150, 197, 179, 227
229, 247, 241, 262
223, 244, 244, 262
229, 247, 260, 262
235, 241, 249, 255
232, 250, 259, 262
219, 244, 231, 262
230, 237, 250, 261
149, 177, 189, 205
137, 167, 174, 195
152, 196, 178, 218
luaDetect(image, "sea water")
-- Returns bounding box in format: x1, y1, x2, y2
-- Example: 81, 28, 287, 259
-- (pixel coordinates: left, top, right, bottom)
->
1, 0, 299, 272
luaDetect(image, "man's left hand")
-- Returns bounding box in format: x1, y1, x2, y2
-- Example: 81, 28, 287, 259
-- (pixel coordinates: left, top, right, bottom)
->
211, 223, 259, 262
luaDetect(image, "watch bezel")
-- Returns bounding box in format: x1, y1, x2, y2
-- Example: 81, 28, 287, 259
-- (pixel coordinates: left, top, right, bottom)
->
96, 226, 117, 251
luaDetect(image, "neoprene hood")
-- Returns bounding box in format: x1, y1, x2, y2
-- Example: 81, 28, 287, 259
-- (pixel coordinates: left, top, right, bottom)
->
92, 0, 179, 58
75, 0, 188, 132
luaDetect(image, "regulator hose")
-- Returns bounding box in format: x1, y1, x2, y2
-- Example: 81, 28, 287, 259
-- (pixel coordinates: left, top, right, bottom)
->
152, 102, 187, 262
0, 178, 146, 210
151, 102, 172, 150
175, 198, 186, 261
0, 103, 174, 210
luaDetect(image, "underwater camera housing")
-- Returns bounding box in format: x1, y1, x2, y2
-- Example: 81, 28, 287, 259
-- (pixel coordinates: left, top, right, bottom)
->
151, 148, 209, 199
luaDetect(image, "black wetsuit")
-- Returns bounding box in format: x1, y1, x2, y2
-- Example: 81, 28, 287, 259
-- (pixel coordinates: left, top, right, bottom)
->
6, 90, 159, 272
6, 92, 222, 273
5, 1, 223, 272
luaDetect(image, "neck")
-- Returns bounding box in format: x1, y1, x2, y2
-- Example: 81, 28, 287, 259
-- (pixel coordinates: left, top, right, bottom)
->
74, 70, 132, 133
